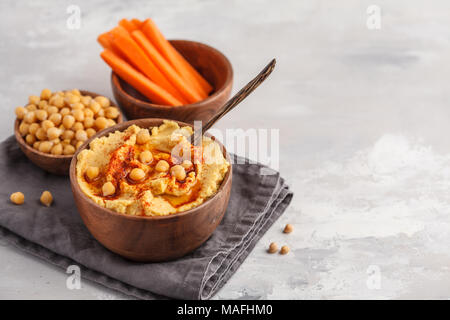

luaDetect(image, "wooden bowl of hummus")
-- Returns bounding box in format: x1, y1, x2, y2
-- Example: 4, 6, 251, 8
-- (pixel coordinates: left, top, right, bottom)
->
69, 118, 232, 262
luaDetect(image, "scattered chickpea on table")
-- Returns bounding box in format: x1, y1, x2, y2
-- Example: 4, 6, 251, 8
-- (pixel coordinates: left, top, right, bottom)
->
15, 89, 120, 155
283, 223, 293, 234
40, 191, 53, 207
267, 223, 294, 255
10, 192, 25, 205
10, 190, 54, 207
279, 245, 290, 255
268, 242, 278, 254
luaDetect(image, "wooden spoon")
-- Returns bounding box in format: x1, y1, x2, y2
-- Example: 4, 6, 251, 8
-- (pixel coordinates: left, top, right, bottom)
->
193, 58, 276, 145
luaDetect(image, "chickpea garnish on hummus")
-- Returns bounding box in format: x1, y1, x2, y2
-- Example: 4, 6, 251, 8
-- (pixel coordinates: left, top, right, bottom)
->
76, 120, 230, 216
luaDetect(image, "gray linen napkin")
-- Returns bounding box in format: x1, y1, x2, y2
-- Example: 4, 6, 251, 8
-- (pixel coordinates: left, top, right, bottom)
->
0, 136, 293, 300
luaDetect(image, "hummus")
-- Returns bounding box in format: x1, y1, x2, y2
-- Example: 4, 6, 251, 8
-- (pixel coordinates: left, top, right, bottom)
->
76, 120, 230, 216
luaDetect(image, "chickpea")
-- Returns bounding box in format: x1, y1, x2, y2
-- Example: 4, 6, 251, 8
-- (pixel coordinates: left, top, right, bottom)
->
97, 108, 105, 117
47, 127, 61, 140
63, 144, 76, 155
49, 113, 62, 126
60, 107, 70, 116
139, 150, 153, 164
86, 166, 99, 181
72, 122, 84, 132
71, 102, 84, 110
35, 128, 47, 141
40, 191, 53, 207
155, 160, 170, 172
52, 96, 64, 108
95, 96, 110, 108
38, 100, 48, 109
86, 128, 96, 138
25, 104, 37, 111
75, 141, 84, 149
33, 141, 41, 149
89, 100, 101, 114
283, 224, 293, 234
15, 106, 28, 120
29, 123, 40, 135
64, 94, 80, 105
47, 106, 59, 114
25, 134, 36, 145
181, 159, 193, 169
71, 89, 81, 96
50, 96, 64, 108
61, 139, 71, 146
129, 168, 146, 181
105, 107, 119, 119
41, 120, 55, 131
19, 122, 30, 136
280, 245, 290, 255
75, 129, 87, 142
51, 143, 63, 155
83, 108, 94, 118
23, 111, 36, 124
61, 129, 74, 140
136, 129, 151, 144
48, 95, 57, 105
40, 89, 52, 100
83, 117, 95, 129
39, 141, 53, 153
29, 95, 40, 105
170, 165, 186, 181
95, 117, 108, 130
10, 192, 25, 205
35, 109, 48, 121
80, 96, 92, 106
268, 242, 278, 254
102, 181, 115, 196
63, 115, 75, 129
106, 119, 116, 128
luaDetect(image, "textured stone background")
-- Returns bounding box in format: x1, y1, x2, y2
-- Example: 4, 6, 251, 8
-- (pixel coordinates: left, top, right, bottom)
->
2, 0, 450, 299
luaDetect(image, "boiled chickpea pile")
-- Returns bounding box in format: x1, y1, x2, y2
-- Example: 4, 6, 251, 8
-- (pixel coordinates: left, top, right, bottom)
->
16, 89, 120, 155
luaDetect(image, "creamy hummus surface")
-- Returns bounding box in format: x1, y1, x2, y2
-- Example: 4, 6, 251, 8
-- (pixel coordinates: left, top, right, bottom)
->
76, 120, 230, 216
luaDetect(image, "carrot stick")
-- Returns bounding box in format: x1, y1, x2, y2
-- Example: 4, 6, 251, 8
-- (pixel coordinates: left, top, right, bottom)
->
97, 31, 127, 60
141, 19, 213, 97
100, 49, 183, 106
119, 18, 138, 32
131, 30, 202, 104
110, 27, 187, 104
97, 32, 114, 50
131, 18, 143, 28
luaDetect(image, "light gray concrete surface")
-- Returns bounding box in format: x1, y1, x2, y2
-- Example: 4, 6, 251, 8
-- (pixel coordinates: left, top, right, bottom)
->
2, 0, 450, 299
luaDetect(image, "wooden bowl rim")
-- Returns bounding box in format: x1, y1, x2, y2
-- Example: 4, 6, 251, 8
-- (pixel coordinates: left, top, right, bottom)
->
15, 90, 123, 160
111, 39, 233, 110
69, 118, 233, 221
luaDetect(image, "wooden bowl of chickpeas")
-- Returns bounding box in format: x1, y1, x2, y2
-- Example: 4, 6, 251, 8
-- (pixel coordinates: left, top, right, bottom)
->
14, 89, 123, 175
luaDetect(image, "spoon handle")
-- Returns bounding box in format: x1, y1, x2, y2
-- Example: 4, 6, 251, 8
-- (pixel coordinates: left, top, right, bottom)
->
194, 58, 276, 144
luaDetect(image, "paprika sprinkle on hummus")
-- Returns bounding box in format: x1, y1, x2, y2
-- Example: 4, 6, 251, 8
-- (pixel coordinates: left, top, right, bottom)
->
76, 120, 230, 216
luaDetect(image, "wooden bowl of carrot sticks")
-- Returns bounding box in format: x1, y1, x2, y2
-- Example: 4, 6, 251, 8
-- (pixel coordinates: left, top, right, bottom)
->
98, 18, 233, 125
